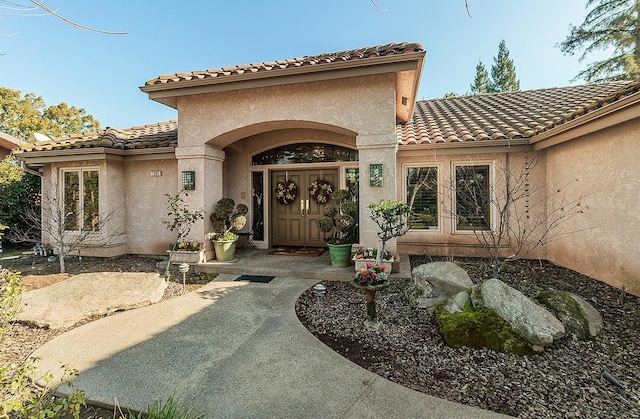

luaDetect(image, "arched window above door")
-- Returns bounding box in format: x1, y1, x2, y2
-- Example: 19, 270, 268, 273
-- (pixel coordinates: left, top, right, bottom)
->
252, 143, 358, 165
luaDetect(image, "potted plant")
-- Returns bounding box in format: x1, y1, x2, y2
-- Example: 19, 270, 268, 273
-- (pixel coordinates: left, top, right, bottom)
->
353, 246, 394, 273
315, 189, 357, 267
161, 191, 205, 265
351, 261, 390, 329
208, 198, 248, 261
367, 198, 410, 266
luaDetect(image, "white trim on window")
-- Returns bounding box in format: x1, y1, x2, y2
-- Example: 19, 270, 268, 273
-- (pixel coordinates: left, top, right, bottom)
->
60, 167, 100, 233
403, 162, 441, 232
451, 161, 495, 234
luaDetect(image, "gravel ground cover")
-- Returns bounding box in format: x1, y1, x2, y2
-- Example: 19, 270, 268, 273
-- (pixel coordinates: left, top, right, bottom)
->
296, 256, 640, 418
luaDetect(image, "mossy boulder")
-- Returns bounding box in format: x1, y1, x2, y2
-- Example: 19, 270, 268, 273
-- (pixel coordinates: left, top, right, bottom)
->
536, 290, 603, 340
435, 279, 566, 355
435, 287, 537, 355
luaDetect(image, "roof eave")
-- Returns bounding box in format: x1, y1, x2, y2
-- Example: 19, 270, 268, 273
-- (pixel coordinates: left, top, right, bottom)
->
531, 90, 640, 150
140, 52, 426, 109
15, 147, 176, 165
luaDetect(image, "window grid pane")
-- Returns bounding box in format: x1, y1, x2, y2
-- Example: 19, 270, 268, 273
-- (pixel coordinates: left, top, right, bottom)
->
64, 171, 80, 231
455, 165, 490, 231
83, 170, 99, 231
406, 167, 438, 229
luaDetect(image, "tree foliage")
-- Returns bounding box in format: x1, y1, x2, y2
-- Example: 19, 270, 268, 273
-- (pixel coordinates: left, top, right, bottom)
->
470, 40, 520, 95
0, 156, 40, 245
558, 0, 640, 82
0, 87, 100, 142
490, 39, 521, 92
470, 60, 491, 94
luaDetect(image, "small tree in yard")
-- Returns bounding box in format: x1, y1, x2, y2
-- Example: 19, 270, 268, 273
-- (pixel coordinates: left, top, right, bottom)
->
368, 198, 411, 264
161, 191, 205, 248
8, 179, 123, 274
452, 154, 586, 277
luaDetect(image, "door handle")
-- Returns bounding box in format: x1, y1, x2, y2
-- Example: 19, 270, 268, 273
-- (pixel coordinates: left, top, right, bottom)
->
305, 199, 310, 216
300, 199, 304, 216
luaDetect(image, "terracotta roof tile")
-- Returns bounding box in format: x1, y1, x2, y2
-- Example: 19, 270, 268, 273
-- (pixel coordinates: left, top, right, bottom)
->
144, 42, 425, 87
15, 121, 178, 154
398, 80, 640, 145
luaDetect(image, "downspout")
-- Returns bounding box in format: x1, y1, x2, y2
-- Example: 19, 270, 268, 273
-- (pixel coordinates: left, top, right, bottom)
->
20, 161, 43, 178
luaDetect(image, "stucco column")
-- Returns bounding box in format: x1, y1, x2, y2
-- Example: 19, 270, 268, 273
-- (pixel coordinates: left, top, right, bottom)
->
175, 144, 225, 245
357, 133, 398, 256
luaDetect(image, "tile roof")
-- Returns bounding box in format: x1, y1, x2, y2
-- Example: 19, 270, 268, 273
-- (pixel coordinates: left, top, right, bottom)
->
144, 42, 424, 87
16, 80, 640, 156
398, 80, 640, 145
15, 121, 178, 153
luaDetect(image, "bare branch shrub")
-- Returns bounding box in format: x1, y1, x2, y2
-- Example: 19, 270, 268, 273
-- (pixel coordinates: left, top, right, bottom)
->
8, 179, 124, 273
450, 152, 586, 277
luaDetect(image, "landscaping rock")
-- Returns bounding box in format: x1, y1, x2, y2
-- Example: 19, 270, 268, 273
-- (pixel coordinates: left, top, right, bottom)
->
482, 279, 565, 349
406, 262, 474, 309
17, 272, 167, 329
536, 289, 604, 339
435, 278, 566, 354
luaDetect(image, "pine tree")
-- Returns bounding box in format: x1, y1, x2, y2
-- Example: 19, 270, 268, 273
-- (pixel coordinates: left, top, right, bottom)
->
559, 0, 640, 82
490, 40, 520, 92
470, 60, 491, 94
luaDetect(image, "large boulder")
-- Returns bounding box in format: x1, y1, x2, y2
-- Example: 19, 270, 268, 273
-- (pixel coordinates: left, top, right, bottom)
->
17, 272, 167, 329
435, 279, 566, 355
482, 279, 565, 349
536, 290, 603, 340
406, 262, 474, 310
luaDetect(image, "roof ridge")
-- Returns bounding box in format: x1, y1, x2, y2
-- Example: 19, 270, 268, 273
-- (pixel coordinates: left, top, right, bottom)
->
144, 42, 424, 87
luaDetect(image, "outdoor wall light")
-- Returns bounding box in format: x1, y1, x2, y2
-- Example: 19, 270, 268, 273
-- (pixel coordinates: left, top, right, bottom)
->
370, 164, 383, 187
182, 171, 196, 190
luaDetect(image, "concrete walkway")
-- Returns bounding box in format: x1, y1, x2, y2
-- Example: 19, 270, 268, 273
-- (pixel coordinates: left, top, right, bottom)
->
33, 274, 509, 418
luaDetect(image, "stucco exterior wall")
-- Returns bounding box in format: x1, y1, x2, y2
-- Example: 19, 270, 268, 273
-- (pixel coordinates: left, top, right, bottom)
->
545, 119, 640, 296
173, 74, 398, 251
123, 158, 179, 255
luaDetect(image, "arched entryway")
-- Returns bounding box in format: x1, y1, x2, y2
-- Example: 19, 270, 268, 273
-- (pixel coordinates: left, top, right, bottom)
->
249, 142, 359, 248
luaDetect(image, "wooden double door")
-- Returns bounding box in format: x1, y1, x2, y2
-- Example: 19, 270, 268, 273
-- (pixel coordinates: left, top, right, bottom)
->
271, 169, 338, 247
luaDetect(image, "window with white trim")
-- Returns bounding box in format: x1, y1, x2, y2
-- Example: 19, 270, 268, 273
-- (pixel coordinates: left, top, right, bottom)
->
63, 169, 99, 231
454, 164, 491, 231
406, 166, 438, 230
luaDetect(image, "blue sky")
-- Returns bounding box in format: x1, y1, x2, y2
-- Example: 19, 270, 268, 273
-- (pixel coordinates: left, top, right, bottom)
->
0, 0, 591, 130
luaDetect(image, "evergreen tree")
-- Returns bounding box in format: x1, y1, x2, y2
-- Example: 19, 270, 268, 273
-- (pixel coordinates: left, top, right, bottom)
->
470, 60, 491, 94
559, 0, 640, 82
490, 39, 520, 92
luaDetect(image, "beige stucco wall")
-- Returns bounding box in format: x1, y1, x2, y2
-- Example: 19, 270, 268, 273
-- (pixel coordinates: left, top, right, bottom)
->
123, 158, 179, 254
545, 118, 640, 296
173, 74, 399, 252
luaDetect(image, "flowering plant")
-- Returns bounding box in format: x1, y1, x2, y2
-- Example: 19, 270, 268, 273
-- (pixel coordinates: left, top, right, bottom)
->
354, 247, 392, 260
309, 179, 333, 204
354, 262, 388, 287
172, 240, 205, 252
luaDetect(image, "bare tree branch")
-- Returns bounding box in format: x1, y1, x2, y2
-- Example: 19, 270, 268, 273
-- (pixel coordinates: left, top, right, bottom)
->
29, 0, 127, 35
8, 179, 125, 273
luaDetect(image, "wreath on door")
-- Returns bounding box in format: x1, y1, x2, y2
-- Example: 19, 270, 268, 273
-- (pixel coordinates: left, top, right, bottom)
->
309, 179, 333, 204
275, 180, 297, 205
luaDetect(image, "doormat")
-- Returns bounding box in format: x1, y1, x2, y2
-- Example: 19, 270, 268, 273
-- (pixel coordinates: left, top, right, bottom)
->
234, 275, 275, 283
268, 247, 325, 257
